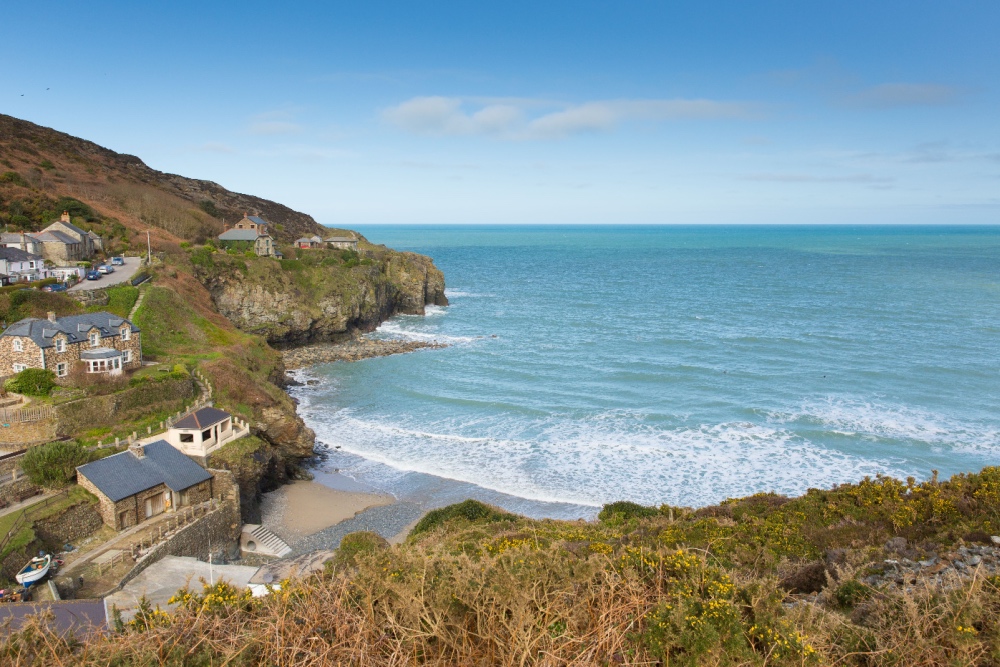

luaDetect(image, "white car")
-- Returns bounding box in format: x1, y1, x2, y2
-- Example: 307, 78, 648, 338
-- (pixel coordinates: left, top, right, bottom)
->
97, 264, 114, 274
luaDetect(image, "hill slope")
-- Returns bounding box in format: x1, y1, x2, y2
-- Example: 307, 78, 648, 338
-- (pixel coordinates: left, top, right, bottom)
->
0, 113, 324, 246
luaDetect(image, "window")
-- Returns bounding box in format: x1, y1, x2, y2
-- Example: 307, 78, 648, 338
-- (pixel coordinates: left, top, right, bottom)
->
12, 339, 22, 352
123, 349, 132, 363
89, 332, 100, 347
56, 362, 67, 377
180, 433, 194, 443
220, 420, 230, 432
121, 327, 130, 341
12, 364, 26, 373
202, 428, 212, 442
55, 338, 65, 353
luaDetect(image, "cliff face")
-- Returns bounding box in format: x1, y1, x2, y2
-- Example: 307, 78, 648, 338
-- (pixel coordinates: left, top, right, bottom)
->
193, 245, 447, 346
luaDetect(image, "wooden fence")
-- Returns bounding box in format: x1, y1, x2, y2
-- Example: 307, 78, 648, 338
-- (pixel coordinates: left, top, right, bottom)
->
0, 405, 55, 424
0, 488, 69, 563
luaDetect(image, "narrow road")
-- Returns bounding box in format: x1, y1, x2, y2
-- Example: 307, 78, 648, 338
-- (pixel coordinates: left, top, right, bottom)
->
67, 256, 143, 291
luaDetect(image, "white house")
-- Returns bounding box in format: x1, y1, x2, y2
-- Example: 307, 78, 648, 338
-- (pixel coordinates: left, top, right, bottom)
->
0, 247, 48, 282
164, 406, 250, 460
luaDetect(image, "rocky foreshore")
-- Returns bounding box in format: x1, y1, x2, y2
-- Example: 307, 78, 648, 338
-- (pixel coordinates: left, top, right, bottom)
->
282, 338, 448, 369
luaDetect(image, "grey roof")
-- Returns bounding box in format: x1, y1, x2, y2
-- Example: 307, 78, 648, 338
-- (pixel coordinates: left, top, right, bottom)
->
0, 233, 41, 244
1, 312, 139, 348
0, 247, 43, 262
295, 237, 319, 244
43, 219, 88, 236
76, 440, 212, 502
172, 407, 231, 431
246, 216, 270, 226
80, 347, 122, 360
33, 230, 80, 245
324, 236, 356, 243
219, 229, 266, 241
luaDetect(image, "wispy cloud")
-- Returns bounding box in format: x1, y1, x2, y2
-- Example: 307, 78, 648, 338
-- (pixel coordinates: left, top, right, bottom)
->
742, 172, 894, 186
194, 142, 237, 154
246, 109, 304, 136
382, 96, 755, 140
843, 83, 964, 109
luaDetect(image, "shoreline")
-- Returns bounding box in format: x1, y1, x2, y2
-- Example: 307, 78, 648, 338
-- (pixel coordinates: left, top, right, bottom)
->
259, 480, 396, 546
282, 337, 448, 370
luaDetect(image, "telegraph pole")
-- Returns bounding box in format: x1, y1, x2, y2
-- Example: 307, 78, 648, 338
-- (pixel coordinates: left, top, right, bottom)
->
146, 230, 151, 264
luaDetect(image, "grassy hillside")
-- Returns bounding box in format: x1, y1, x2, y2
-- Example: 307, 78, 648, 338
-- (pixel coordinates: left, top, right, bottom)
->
0, 113, 327, 249
5, 468, 1000, 665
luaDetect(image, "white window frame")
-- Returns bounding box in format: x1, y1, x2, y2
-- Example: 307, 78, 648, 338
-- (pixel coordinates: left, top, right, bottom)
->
56, 362, 67, 377
89, 332, 100, 347
12, 363, 26, 373
55, 338, 66, 353
12, 339, 22, 352
121, 327, 131, 341
123, 349, 132, 363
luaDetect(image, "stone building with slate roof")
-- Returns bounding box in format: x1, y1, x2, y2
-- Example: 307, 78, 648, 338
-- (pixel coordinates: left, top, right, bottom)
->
34, 212, 100, 264
325, 235, 358, 250
77, 440, 215, 530
218, 214, 277, 257
0, 311, 141, 380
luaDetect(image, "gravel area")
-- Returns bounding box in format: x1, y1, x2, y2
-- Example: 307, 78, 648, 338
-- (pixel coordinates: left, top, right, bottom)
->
288, 501, 425, 557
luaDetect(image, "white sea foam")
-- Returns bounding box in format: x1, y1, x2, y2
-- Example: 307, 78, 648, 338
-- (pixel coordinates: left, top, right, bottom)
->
374, 319, 480, 344
297, 405, 916, 509
769, 398, 1000, 454
446, 289, 494, 298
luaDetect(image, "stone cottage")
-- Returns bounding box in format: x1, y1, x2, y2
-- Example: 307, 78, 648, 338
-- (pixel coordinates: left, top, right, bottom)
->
164, 406, 250, 461
77, 440, 215, 530
34, 212, 100, 265
218, 214, 277, 257
325, 235, 358, 250
295, 235, 324, 249
0, 312, 141, 380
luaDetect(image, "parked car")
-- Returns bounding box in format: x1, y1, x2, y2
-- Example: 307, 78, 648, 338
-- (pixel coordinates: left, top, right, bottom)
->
42, 283, 67, 292
97, 264, 114, 274
111, 256, 125, 266
86, 271, 101, 281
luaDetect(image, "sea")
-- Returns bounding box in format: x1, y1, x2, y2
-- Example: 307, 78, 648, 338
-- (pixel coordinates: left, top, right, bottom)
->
290, 225, 1000, 520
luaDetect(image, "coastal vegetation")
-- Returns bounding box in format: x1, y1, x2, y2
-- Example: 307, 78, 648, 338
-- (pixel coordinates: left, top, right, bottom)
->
5, 468, 1000, 664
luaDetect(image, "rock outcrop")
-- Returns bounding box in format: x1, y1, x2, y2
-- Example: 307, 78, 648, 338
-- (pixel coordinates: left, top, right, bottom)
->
194, 246, 447, 346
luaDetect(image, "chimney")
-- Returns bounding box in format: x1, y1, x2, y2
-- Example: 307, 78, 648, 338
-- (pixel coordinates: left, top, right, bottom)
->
60, 210, 70, 223
129, 442, 145, 459
47, 311, 57, 323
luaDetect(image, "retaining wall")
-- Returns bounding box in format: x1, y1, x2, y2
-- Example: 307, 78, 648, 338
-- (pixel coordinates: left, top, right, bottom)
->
0, 419, 58, 446
55, 376, 196, 436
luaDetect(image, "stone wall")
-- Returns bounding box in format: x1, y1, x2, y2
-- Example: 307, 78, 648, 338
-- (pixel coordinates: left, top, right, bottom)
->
68, 290, 109, 308
55, 376, 196, 436
0, 478, 42, 507
0, 419, 57, 446
33, 501, 103, 548
0, 450, 25, 476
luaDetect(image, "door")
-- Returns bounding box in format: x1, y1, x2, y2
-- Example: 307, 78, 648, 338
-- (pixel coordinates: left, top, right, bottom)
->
145, 493, 166, 518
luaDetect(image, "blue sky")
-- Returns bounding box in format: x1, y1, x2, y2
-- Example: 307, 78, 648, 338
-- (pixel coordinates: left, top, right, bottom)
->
2, 1, 998, 225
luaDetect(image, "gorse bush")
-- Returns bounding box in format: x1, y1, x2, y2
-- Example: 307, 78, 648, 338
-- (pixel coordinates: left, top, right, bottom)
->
21, 440, 98, 488
598, 500, 660, 523
4, 368, 56, 396
411, 499, 516, 535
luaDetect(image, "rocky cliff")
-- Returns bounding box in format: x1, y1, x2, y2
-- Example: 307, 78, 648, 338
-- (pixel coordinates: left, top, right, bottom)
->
192, 244, 447, 346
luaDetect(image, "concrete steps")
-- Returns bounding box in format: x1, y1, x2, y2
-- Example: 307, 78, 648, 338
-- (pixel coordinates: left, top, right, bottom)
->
240, 524, 292, 558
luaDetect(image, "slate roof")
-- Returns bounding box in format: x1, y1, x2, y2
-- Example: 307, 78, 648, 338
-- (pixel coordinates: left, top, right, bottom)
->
172, 407, 231, 431
0, 233, 41, 244
246, 216, 270, 226
43, 219, 88, 237
80, 347, 122, 360
1, 312, 139, 348
33, 230, 80, 245
219, 229, 266, 241
324, 236, 356, 243
76, 440, 212, 503
0, 247, 43, 262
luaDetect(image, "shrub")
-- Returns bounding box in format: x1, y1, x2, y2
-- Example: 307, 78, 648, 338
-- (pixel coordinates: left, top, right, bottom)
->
39, 159, 55, 171
21, 440, 98, 488
411, 499, 516, 536
4, 368, 56, 396
198, 200, 221, 218
598, 500, 660, 523
334, 531, 389, 568
0, 171, 29, 187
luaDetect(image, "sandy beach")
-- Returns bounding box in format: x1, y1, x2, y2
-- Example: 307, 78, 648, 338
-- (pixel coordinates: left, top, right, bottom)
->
260, 480, 395, 543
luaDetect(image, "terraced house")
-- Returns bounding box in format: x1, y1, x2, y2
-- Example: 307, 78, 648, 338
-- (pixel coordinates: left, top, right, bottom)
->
0, 311, 141, 379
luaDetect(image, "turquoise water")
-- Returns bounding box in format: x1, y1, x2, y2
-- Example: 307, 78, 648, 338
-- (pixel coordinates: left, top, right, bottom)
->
293, 225, 1000, 519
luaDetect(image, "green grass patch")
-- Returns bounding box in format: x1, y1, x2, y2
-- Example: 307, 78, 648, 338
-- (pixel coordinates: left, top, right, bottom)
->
87, 285, 139, 318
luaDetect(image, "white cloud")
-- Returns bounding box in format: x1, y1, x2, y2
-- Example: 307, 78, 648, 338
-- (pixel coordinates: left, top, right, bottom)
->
845, 83, 962, 109
248, 120, 303, 136
382, 96, 753, 140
